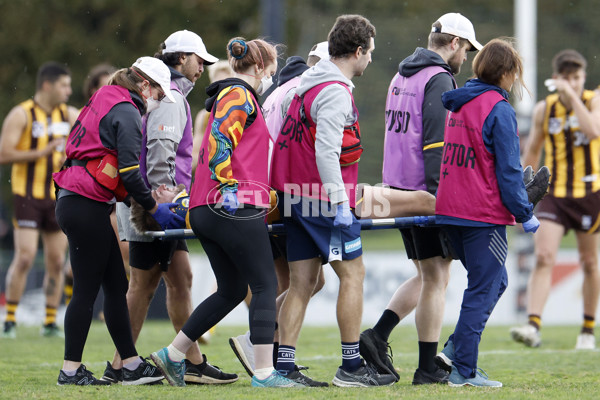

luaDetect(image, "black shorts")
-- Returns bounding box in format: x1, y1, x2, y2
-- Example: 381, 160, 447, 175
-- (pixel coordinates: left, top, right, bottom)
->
536, 191, 600, 233
129, 239, 188, 271
13, 194, 60, 231
400, 226, 456, 260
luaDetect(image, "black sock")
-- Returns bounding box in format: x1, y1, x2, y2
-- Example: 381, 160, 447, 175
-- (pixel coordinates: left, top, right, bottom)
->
373, 309, 400, 341
272, 342, 279, 368
418, 341, 438, 373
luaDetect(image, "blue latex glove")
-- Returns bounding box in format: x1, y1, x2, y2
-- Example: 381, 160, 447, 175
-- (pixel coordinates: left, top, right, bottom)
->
523, 215, 540, 233
151, 202, 185, 230
333, 202, 352, 228
222, 191, 239, 215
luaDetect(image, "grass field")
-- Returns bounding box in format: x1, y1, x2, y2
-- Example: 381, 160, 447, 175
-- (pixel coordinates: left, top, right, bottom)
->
1, 322, 599, 399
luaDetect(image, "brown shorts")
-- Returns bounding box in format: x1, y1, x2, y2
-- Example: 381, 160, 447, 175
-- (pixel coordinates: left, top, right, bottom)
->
12, 195, 60, 231
536, 191, 600, 233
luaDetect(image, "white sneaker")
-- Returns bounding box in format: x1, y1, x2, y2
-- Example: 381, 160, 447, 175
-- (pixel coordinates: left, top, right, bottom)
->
510, 325, 541, 347
229, 331, 255, 377
575, 333, 596, 350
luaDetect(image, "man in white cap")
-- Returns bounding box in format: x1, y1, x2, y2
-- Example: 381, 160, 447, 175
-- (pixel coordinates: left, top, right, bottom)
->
106, 32, 238, 385
359, 13, 481, 385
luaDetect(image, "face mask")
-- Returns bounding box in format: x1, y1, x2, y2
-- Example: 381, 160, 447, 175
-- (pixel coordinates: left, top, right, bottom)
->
145, 97, 161, 113
256, 75, 274, 96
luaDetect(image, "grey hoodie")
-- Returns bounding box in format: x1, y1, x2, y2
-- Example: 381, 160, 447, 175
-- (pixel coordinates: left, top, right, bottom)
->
294, 59, 356, 205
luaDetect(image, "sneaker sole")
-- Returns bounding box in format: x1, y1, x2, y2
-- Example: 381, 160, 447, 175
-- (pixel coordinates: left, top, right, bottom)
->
434, 353, 452, 373
99, 376, 120, 384
358, 335, 398, 380
510, 330, 541, 348
150, 353, 185, 387
184, 374, 239, 385
448, 381, 503, 388
228, 337, 255, 377
332, 376, 371, 388
122, 376, 164, 386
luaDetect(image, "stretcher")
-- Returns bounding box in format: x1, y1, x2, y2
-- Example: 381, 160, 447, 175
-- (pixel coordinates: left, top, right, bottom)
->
144, 215, 437, 240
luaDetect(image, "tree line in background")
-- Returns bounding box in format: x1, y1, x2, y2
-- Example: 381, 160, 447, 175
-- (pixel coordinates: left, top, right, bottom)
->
1, 0, 599, 229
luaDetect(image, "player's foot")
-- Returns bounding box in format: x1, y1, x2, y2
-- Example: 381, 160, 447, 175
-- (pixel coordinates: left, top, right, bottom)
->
57, 364, 110, 386
435, 339, 454, 372
525, 166, 550, 207
41, 323, 64, 338
151, 347, 185, 387
1, 321, 16, 339
100, 361, 123, 384
523, 165, 534, 185
412, 366, 449, 385
331, 359, 397, 387
359, 328, 399, 381
510, 325, 541, 347
251, 370, 303, 387
278, 366, 328, 387
184, 356, 238, 384
448, 366, 502, 388
575, 333, 596, 350
229, 331, 255, 377
122, 357, 164, 385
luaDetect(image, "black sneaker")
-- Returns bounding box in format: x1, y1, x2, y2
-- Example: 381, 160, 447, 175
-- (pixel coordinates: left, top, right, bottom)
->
359, 328, 399, 381
184, 356, 238, 384
122, 357, 164, 385
523, 165, 534, 186
57, 364, 110, 386
279, 365, 329, 387
331, 359, 397, 387
100, 361, 123, 384
412, 367, 449, 385
526, 166, 550, 207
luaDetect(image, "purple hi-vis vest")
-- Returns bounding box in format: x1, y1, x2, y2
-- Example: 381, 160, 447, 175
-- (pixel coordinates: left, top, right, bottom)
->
435, 90, 516, 225
189, 86, 270, 209
53, 85, 137, 202
270, 81, 360, 208
382, 66, 452, 190
140, 80, 193, 191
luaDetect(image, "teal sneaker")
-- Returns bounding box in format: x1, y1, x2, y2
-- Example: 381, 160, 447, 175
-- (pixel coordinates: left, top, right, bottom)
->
150, 348, 186, 387
448, 366, 502, 387
251, 370, 303, 387
435, 339, 454, 372
41, 323, 64, 338
1, 321, 16, 339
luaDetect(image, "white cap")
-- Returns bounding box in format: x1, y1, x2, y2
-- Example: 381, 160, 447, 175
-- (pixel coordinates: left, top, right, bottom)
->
308, 41, 330, 61
434, 13, 482, 51
131, 57, 176, 103
163, 30, 218, 65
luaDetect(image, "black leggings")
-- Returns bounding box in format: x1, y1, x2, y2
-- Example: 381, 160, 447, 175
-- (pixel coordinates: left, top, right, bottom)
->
56, 195, 137, 362
185, 205, 277, 344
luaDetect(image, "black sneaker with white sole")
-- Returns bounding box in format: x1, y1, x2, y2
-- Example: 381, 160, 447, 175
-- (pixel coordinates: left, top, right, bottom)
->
332, 359, 397, 387
57, 364, 110, 386
100, 361, 123, 384
279, 366, 329, 387
412, 366, 449, 385
122, 357, 164, 385
184, 356, 238, 384
359, 328, 399, 381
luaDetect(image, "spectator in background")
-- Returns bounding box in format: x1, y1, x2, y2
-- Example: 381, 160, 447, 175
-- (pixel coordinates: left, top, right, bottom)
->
0, 62, 78, 339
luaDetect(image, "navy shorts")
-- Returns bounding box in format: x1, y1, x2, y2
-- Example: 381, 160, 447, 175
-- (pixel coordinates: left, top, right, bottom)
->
281, 196, 362, 263
129, 239, 188, 271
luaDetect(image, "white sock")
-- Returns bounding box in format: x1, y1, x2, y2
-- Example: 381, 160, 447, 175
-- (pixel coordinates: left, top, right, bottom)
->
62, 369, 77, 376
123, 356, 143, 371
254, 367, 275, 380
167, 344, 186, 362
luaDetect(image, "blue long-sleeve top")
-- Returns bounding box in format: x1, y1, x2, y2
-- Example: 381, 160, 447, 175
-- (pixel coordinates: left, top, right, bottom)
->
436, 79, 533, 227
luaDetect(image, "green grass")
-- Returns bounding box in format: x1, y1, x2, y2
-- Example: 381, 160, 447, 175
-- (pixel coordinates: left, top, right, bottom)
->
1, 322, 599, 399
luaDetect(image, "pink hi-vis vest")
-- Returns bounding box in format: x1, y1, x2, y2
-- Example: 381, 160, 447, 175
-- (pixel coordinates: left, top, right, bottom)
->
270, 81, 360, 208
53, 85, 137, 202
382, 66, 453, 190
435, 90, 516, 225
189, 86, 271, 209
